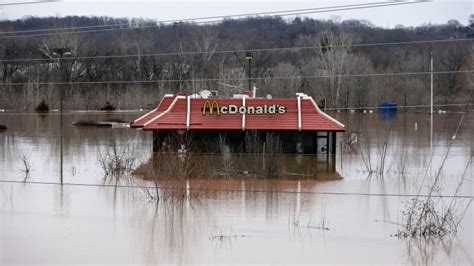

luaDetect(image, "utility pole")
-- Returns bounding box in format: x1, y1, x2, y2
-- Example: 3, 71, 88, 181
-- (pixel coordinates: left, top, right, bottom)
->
53, 48, 71, 184
430, 52, 433, 115
430, 52, 434, 159
245, 52, 252, 92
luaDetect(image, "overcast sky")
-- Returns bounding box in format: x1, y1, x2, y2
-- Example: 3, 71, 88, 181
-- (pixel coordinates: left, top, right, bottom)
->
0, 0, 472, 28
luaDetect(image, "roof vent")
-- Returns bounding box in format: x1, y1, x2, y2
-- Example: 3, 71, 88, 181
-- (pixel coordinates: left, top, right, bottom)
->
200, 90, 219, 98
232, 94, 249, 99
296, 92, 309, 98
199, 90, 211, 99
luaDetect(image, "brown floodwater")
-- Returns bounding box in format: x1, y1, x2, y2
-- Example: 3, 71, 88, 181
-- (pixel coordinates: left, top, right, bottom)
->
0, 111, 472, 265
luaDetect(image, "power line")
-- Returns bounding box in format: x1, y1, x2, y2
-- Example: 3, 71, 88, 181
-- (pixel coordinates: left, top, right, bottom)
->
325, 103, 474, 111
0, 1, 423, 37
0, 1, 427, 39
0, 0, 59, 7
1, 103, 473, 115
0, 70, 472, 86
1, 37, 472, 63
0, 1, 404, 35
0, 179, 472, 199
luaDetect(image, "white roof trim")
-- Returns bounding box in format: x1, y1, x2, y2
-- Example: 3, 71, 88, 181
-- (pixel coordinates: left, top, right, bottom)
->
186, 96, 191, 130
297, 96, 302, 131
242, 97, 246, 131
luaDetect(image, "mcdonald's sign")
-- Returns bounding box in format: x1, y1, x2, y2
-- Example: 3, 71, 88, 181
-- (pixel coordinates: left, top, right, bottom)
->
202, 100, 287, 116
202, 100, 221, 115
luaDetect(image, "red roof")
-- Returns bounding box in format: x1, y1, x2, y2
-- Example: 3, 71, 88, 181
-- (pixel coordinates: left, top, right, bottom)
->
131, 94, 175, 128
132, 94, 345, 132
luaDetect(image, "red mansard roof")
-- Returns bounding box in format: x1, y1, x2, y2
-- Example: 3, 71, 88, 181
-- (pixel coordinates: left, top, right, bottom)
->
132, 94, 345, 132
131, 94, 175, 128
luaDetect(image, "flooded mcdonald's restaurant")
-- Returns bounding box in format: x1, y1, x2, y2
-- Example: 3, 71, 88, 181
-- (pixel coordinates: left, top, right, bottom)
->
131, 91, 346, 178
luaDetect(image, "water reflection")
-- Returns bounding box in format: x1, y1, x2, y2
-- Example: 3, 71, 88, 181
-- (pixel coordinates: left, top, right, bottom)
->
404, 236, 473, 266
0, 112, 472, 264
1, 174, 472, 264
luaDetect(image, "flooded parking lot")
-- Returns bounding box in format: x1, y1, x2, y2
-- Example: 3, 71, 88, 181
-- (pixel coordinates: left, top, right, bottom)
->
0, 111, 472, 264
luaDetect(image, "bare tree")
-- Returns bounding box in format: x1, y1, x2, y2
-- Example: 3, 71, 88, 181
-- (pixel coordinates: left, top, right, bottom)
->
315, 30, 353, 107
438, 44, 470, 97
217, 66, 246, 97
189, 26, 219, 93
19, 151, 31, 180
265, 62, 302, 97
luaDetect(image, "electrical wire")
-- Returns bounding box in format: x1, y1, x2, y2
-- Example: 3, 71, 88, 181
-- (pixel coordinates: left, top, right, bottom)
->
0, 70, 471, 86
1, 37, 472, 63
0, 102, 472, 115
0, 179, 472, 199
0, 1, 427, 39
0, 0, 59, 7
324, 103, 474, 111
0, 1, 405, 35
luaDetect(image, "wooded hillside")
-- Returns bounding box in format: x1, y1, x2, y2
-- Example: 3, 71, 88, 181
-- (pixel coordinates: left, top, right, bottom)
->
0, 16, 472, 110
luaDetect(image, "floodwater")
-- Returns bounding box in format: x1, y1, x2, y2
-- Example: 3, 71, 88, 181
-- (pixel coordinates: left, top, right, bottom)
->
0, 111, 472, 265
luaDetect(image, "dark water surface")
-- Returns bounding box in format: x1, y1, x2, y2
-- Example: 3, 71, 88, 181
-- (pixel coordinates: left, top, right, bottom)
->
0, 111, 472, 264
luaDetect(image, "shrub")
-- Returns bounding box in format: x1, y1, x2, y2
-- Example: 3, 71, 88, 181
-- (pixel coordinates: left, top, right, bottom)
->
35, 99, 49, 113
100, 101, 116, 111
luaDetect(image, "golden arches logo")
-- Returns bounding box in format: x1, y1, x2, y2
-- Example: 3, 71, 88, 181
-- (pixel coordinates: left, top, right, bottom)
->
202, 100, 220, 115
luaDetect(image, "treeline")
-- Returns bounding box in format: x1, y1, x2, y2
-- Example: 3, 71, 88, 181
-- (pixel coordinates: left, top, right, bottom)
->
0, 15, 473, 110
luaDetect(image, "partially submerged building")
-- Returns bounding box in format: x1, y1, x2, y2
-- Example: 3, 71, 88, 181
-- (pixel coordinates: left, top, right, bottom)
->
131, 92, 345, 173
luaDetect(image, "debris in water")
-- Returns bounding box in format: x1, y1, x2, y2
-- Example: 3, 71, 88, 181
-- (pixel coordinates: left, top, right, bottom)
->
73, 119, 129, 128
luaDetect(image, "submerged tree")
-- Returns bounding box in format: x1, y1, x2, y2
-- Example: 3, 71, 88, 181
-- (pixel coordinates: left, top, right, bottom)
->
315, 30, 353, 107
